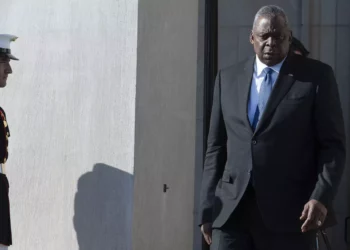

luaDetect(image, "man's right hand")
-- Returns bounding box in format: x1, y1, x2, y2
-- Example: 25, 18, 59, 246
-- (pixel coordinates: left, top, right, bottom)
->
201, 223, 212, 245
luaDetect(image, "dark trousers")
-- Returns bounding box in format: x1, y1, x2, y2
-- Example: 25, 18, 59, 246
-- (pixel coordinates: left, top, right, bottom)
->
0, 174, 11, 246
211, 184, 316, 250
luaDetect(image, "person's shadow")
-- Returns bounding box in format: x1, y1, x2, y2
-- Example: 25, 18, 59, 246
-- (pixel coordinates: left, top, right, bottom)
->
73, 163, 133, 250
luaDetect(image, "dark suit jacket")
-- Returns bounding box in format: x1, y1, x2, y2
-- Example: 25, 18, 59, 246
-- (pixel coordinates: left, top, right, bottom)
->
199, 54, 346, 232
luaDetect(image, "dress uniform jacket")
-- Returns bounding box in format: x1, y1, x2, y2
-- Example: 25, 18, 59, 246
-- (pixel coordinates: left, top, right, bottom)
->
0, 107, 12, 246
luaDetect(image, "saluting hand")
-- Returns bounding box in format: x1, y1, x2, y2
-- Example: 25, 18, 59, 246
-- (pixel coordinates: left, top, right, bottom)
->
300, 199, 327, 233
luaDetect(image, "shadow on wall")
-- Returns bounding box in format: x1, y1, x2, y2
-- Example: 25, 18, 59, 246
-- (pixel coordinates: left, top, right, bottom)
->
73, 163, 133, 250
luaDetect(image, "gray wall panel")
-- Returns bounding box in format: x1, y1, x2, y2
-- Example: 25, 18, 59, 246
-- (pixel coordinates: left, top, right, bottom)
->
133, 0, 199, 249
337, 0, 350, 25
218, 27, 239, 69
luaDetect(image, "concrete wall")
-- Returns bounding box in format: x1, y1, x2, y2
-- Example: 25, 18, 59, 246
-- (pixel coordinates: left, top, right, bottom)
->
217, 1, 350, 249
0, 0, 137, 249
133, 0, 199, 249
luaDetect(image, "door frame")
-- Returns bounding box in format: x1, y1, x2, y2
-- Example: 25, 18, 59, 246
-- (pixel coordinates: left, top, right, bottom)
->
193, 0, 218, 249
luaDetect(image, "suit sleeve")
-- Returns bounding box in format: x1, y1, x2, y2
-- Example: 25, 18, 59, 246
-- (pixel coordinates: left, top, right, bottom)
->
310, 65, 346, 208
199, 70, 227, 225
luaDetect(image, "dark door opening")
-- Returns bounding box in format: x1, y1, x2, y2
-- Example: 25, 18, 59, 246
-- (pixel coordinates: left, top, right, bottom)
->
196, 1, 350, 250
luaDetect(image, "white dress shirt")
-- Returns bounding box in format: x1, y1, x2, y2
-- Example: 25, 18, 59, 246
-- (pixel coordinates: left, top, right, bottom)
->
248, 55, 286, 125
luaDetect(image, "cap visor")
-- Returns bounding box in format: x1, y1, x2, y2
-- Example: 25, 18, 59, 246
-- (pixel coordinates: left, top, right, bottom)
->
7, 54, 18, 60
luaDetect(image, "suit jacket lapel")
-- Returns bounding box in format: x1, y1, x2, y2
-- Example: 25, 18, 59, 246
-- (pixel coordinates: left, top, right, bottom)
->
239, 57, 255, 134
254, 55, 296, 133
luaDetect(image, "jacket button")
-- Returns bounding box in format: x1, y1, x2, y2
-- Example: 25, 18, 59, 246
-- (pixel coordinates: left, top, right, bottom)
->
252, 140, 257, 145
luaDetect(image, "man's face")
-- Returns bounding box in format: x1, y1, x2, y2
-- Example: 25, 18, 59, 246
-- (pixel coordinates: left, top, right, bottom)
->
0, 56, 12, 88
250, 15, 291, 66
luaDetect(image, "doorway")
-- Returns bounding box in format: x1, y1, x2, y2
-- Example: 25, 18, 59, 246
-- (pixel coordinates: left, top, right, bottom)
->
196, 1, 350, 250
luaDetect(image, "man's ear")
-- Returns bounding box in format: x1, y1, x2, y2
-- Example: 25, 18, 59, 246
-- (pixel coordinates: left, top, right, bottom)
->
289, 31, 293, 44
250, 31, 254, 44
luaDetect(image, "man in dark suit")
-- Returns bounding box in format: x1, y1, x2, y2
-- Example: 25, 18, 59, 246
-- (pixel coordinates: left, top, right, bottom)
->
199, 5, 346, 250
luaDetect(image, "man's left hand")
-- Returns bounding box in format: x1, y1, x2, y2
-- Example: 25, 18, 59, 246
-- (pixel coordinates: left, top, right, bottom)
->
300, 199, 327, 233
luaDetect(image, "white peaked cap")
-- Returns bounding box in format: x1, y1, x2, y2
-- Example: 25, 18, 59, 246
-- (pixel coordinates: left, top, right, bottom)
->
0, 34, 18, 60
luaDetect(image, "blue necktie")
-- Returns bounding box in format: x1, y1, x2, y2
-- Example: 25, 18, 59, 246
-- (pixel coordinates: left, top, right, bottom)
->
252, 68, 274, 130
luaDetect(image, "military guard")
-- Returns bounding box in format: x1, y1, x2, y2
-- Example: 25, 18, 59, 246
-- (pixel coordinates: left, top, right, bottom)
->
0, 34, 18, 249
290, 36, 310, 57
